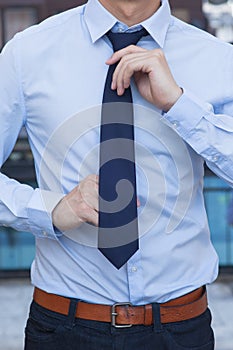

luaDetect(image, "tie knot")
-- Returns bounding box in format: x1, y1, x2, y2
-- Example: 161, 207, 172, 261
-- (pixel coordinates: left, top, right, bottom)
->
106, 27, 148, 52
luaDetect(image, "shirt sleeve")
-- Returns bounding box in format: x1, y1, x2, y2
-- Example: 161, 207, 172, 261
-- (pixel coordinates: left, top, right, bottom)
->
162, 88, 233, 186
0, 37, 64, 239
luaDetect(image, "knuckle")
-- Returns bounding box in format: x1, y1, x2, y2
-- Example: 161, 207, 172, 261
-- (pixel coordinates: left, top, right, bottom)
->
85, 174, 93, 182
129, 44, 136, 50
121, 59, 131, 72
79, 201, 89, 212
155, 49, 164, 58
120, 55, 127, 64
81, 181, 91, 191
83, 208, 95, 222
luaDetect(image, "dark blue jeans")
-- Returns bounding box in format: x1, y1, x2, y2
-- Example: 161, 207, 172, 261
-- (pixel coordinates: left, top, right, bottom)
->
24, 300, 214, 350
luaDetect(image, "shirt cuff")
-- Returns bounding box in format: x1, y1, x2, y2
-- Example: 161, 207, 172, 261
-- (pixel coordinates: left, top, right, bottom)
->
27, 188, 64, 239
162, 89, 214, 138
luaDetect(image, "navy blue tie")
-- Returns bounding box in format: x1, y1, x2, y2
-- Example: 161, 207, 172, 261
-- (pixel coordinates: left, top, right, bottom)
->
98, 28, 148, 269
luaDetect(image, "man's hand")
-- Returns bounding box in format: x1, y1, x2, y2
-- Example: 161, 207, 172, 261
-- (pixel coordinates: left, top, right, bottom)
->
106, 45, 183, 112
52, 174, 141, 232
52, 174, 99, 231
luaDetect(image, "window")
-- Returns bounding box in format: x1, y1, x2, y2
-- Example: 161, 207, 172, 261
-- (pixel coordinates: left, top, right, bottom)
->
0, 6, 39, 182
172, 8, 190, 23
209, 0, 228, 4
3, 7, 38, 43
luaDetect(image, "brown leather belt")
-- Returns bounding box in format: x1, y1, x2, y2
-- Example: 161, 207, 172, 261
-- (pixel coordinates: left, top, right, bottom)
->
33, 286, 207, 327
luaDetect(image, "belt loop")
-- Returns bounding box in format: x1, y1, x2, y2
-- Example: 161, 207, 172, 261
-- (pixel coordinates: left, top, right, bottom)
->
144, 304, 153, 326
65, 298, 79, 330
152, 303, 162, 333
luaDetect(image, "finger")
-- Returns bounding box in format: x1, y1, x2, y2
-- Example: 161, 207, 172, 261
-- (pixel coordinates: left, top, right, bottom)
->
83, 207, 99, 227
112, 52, 150, 95
81, 175, 99, 195
111, 55, 138, 95
83, 194, 99, 212
112, 48, 166, 95
86, 174, 99, 185
106, 45, 146, 65
80, 185, 99, 212
89, 190, 99, 212
107, 46, 146, 93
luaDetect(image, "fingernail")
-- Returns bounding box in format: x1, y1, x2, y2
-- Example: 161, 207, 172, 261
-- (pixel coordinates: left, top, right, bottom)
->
117, 87, 124, 95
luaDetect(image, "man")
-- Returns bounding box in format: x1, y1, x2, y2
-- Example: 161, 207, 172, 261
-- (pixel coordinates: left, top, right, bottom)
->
0, 0, 233, 349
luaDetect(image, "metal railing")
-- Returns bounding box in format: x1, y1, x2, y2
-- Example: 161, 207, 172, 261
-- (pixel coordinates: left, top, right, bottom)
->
204, 175, 233, 266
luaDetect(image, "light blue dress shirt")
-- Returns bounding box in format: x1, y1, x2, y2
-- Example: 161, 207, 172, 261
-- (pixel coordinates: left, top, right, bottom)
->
1, 0, 233, 304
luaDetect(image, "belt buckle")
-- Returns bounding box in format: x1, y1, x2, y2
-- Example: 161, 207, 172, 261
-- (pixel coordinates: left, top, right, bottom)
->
111, 302, 133, 328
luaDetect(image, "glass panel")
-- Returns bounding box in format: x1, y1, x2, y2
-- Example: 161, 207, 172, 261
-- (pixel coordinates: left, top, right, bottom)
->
4, 7, 38, 43
0, 227, 35, 270
172, 8, 190, 23
209, 0, 228, 4
204, 176, 233, 266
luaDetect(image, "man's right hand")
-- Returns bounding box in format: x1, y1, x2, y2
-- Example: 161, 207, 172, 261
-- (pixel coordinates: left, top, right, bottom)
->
52, 174, 99, 231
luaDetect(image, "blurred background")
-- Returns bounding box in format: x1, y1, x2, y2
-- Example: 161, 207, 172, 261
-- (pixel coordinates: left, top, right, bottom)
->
0, 1, 233, 349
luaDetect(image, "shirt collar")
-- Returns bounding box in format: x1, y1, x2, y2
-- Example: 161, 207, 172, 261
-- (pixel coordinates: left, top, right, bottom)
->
84, 0, 171, 48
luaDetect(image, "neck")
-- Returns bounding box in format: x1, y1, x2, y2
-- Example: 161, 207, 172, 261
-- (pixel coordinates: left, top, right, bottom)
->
98, 0, 161, 27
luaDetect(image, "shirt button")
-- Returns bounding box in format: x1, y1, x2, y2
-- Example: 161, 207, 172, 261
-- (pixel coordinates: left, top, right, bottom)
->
172, 121, 179, 128
131, 266, 138, 273
212, 155, 218, 162
43, 231, 48, 237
